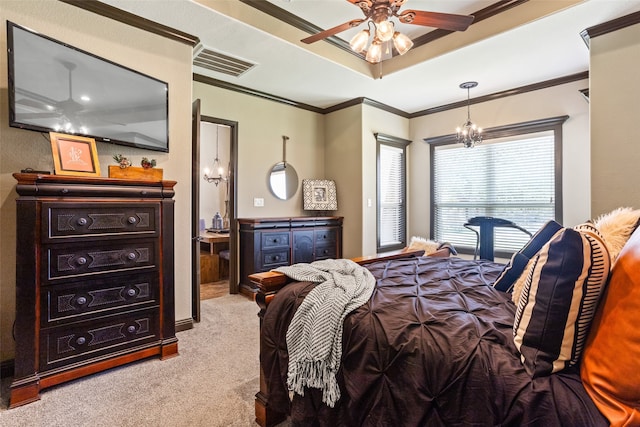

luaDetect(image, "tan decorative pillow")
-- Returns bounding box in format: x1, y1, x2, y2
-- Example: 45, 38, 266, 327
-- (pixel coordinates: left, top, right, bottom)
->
407, 236, 440, 255
594, 207, 640, 262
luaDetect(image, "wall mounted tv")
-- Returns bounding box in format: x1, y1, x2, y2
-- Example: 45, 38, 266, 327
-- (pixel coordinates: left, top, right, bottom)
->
7, 22, 169, 153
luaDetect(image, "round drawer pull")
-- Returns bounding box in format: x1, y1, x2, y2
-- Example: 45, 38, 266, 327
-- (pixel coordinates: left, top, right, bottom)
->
127, 252, 136, 260
77, 257, 87, 265
273, 239, 278, 243
61, 188, 69, 194
76, 296, 87, 305
273, 255, 280, 261
77, 217, 88, 226
127, 325, 136, 333
127, 289, 136, 297
141, 190, 148, 196
76, 337, 86, 345
128, 216, 137, 224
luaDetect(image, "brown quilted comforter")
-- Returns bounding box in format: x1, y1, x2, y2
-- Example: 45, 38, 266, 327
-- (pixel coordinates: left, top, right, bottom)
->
261, 256, 607, 426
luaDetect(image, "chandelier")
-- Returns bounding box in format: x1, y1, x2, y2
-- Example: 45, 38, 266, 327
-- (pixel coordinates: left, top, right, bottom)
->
456, 81, 482, 148
203, 125, 228, 186
349, 15, 413, 63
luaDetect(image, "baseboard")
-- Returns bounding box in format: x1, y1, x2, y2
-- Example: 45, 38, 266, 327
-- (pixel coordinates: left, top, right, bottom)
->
175, 317, 194, 333
1, 359, 15, 378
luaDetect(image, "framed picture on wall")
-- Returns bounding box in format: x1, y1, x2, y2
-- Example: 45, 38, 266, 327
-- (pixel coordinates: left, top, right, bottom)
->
303, 179, 338, 211
49, 132, 101, 177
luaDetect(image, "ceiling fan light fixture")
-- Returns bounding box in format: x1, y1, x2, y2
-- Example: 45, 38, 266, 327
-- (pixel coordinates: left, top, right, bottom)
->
376, 20, 395, 42
349, 29, 370, 53
392, 31, 413, 55
365, 39, 382, 63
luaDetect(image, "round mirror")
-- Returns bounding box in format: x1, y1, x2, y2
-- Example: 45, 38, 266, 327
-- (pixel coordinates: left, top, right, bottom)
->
269, 162, 298, 200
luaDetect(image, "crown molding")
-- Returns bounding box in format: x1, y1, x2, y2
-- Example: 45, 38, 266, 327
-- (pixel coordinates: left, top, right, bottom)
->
423, 115, 569, 146
195, 70, 588, 118
410, 71, 589, 117
580, 10, 640, 47
412, 0, 527, 47
60, 0, 199, 46
193, 74, 325, 114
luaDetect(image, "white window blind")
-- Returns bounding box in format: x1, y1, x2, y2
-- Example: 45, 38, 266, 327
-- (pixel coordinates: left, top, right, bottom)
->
378, 143, 406, 250
433, 132, 556, 254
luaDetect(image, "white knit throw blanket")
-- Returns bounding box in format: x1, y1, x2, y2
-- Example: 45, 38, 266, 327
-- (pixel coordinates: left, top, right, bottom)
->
275, 258, 375, 407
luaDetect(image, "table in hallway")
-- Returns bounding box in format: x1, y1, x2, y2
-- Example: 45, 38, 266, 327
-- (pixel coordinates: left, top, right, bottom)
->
199, 231, 230, 282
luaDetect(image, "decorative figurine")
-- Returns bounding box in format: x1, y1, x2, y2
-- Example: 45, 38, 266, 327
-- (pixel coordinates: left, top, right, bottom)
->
141, 157, 157, 169
113, 154, 131, 168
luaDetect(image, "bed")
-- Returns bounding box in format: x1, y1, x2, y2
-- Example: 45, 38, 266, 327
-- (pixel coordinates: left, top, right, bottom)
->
251, 216, 640, 427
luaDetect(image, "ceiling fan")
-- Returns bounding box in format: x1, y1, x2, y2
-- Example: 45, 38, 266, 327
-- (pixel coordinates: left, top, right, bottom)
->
301, 0, 475, 63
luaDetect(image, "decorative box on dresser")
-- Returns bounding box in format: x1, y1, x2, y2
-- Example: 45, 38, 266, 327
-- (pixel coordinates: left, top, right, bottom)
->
10, 173, 178, 408
238, 216, 343, 296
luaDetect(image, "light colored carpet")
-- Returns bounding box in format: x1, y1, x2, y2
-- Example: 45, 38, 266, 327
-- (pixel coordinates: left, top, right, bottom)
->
0, 294, 287, 427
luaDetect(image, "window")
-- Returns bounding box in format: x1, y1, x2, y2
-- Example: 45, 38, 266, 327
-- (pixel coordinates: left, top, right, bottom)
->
426, 116, 567, 258
376, 133, 411, 252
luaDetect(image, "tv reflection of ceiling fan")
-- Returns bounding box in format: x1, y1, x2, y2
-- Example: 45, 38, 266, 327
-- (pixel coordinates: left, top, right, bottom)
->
16, 60, 129, 129
16, 60, 86, 122
301, 0, 474, 61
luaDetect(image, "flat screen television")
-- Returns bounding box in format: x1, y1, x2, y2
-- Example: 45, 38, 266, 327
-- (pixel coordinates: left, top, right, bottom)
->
7, 22, 169, 153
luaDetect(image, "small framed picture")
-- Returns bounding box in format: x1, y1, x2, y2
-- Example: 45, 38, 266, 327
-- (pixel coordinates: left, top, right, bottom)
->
313, 184, 328, 203
303, 179, 338, 211
49, 132, 101, 177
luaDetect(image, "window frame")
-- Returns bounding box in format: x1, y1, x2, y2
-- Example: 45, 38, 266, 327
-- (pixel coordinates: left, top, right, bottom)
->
376, 133, 412, 253
425, 115, 568, 258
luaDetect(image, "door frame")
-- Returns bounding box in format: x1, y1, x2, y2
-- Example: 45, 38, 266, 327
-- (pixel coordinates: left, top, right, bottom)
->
191, 99, 239, 322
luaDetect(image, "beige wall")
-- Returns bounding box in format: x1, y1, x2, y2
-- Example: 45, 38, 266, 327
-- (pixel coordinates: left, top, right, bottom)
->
361, 105, 411, 256
325, 105, 363, 258
323, 104, 410, 259
193, 82, 325, 219
408, 79, 591, 240
590, 22, 640, 215
0, 0, 193, 362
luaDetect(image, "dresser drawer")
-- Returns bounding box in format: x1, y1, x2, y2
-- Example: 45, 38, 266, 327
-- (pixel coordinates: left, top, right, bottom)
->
42, 202, 160, 242
41, 273, 159, 327
315, 245, 337, 260
315, 228, 337, 245
43, 239, 158, 282
40, 308, 160, 371
261, 232, 290, 249
262, 249, 289, 269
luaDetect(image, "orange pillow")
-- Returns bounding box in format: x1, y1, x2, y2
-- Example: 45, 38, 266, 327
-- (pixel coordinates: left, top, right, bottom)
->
580, 226, 640, 426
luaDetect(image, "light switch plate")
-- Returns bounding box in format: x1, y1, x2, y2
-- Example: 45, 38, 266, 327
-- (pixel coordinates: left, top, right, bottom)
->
254, 197, 264, 207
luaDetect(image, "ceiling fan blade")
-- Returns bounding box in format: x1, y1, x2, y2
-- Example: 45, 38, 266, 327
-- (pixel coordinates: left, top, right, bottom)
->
16, 112, 62, 120
398, 10, 474, 32
16, 98, 56, 111
301, 19, 365, 44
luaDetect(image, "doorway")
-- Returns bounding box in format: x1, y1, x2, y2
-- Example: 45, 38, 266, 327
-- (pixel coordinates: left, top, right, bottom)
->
191, 99, 238, 322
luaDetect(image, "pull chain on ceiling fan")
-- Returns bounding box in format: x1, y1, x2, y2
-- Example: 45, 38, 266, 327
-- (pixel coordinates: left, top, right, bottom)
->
301, 0, 475, 64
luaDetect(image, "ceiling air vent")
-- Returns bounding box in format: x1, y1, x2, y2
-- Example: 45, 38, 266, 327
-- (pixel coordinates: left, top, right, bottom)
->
193, 46, 256, 77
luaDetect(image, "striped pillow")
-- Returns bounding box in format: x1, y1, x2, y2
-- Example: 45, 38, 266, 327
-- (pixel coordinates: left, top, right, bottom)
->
493, 220, 563, 292
513, 223, 610, 377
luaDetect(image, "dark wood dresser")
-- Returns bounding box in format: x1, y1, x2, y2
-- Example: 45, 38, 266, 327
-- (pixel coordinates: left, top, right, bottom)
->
10, 173, 178, 408
238, 216, 343, 296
